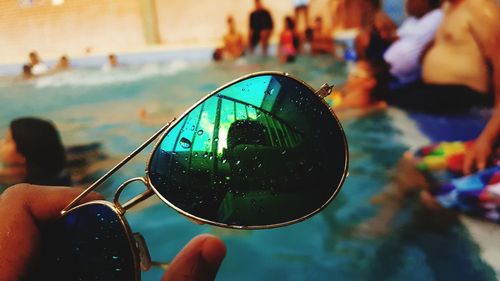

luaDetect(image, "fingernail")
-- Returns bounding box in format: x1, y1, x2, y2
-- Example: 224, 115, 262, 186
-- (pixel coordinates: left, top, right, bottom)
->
201, 235, 226, 268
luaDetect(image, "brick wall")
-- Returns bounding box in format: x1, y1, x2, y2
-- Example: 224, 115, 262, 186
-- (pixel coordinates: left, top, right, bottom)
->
0, 0, 145, 63
0, 0, 333, 63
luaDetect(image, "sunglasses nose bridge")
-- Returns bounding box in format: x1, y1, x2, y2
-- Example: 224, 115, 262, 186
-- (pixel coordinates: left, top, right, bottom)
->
114, 177, 154, 213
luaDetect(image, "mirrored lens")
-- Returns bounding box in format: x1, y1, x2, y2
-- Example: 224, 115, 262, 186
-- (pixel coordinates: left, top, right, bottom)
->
36, 202, 138, 281
149, 74, 347, 227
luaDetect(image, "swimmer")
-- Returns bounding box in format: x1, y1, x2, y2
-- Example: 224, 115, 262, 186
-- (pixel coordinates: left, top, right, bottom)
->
223, 16, 245, 59
0, 117, 70, 187
54, 55, 70, 71
278, 16, 299, 63
28, 51, 49, 76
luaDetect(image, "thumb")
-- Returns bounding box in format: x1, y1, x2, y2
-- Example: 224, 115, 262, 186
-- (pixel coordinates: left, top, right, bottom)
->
161, 234, 226, 281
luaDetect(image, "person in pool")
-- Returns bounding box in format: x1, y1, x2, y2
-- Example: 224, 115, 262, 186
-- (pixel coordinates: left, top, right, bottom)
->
248, 0, 274, 56
310, 16, 334, 55
223, 16, 245, 60
27, 51, 49, 76
0, 184, 226, 281
383, 0, 499, 115
424, 0, 500, 174
337, 0, 443, 110
278, 16, 299, 63
54, 55, 71, 71
21, 64, 33, 80
0, 117, 70, 187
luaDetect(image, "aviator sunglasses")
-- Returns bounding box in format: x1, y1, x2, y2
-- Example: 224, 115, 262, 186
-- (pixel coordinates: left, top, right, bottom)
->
36, 72, 349, 281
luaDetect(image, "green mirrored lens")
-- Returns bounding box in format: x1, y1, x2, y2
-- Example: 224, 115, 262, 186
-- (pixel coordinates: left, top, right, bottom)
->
148, 74, 347, 227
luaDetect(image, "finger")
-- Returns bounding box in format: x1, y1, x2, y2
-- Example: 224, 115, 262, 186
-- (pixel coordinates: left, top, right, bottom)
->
161, 234, 226, 281
462, 153, 475, 175
0, 184, 103, 221
476, 153, 488, 171
0, 184, 103, 281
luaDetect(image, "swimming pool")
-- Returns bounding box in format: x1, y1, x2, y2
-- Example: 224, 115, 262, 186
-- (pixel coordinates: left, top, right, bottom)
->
0, 54, 496, 281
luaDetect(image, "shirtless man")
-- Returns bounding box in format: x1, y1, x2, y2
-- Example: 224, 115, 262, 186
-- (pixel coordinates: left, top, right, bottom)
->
422, 0, 500, 173
356, 0, 500, 236
223, 16, 245, 59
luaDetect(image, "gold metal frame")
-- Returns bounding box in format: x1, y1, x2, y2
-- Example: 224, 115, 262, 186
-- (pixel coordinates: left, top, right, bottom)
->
144, 71, 349, 229
58, 71, 349, 278
60, 200, 142, 281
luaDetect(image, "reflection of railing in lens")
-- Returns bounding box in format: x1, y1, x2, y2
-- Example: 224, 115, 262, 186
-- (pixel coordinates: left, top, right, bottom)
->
150, 92, 314, 220
217, 94, 303, 148
162, 94, 305, 181
148, 74, 342, 226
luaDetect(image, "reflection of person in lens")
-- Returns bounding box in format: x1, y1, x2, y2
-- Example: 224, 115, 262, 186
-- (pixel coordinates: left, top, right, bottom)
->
225, 120, 273, 192
220, 119, 295, 223
0, 117, 71, 187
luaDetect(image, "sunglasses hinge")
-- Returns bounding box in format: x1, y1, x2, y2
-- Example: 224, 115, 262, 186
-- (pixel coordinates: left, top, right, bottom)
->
315, 83, 334, 99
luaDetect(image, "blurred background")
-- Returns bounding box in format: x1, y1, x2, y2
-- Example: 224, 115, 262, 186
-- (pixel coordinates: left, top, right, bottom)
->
1, 1, 499, 281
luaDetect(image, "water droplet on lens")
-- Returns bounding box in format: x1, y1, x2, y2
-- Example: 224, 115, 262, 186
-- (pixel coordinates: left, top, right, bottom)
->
180, 138, 192, 148
197, 129, 204, 135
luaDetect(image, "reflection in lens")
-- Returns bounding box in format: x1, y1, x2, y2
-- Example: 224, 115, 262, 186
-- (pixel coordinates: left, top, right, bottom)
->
149, 74, 347, 227
36, 203, 137, 281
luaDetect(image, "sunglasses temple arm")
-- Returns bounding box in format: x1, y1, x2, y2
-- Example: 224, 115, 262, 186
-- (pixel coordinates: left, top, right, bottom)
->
61, 118, 176, 215
151, 261, 169, 271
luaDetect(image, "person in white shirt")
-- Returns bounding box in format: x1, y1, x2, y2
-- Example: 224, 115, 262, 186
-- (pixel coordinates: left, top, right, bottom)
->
339, 0, 443, 109
28, 51, 49, 76
383, 0, 443, 86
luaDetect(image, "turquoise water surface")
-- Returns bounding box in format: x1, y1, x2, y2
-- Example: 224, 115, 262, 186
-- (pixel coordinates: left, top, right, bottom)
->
0, 55, 496, 281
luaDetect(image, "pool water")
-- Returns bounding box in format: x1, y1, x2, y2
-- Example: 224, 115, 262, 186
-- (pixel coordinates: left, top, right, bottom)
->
0, 55, 496, 281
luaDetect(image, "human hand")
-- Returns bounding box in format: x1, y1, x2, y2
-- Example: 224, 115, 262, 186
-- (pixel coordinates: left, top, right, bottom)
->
0, 184, 226, 281
161, 234, 226, 281
463, 138, 492, 174
0, 184, 104, 281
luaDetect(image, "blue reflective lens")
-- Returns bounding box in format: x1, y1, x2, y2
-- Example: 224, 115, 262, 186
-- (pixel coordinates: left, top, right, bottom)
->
149, 74, 348, 226
36, 203, 138, 281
